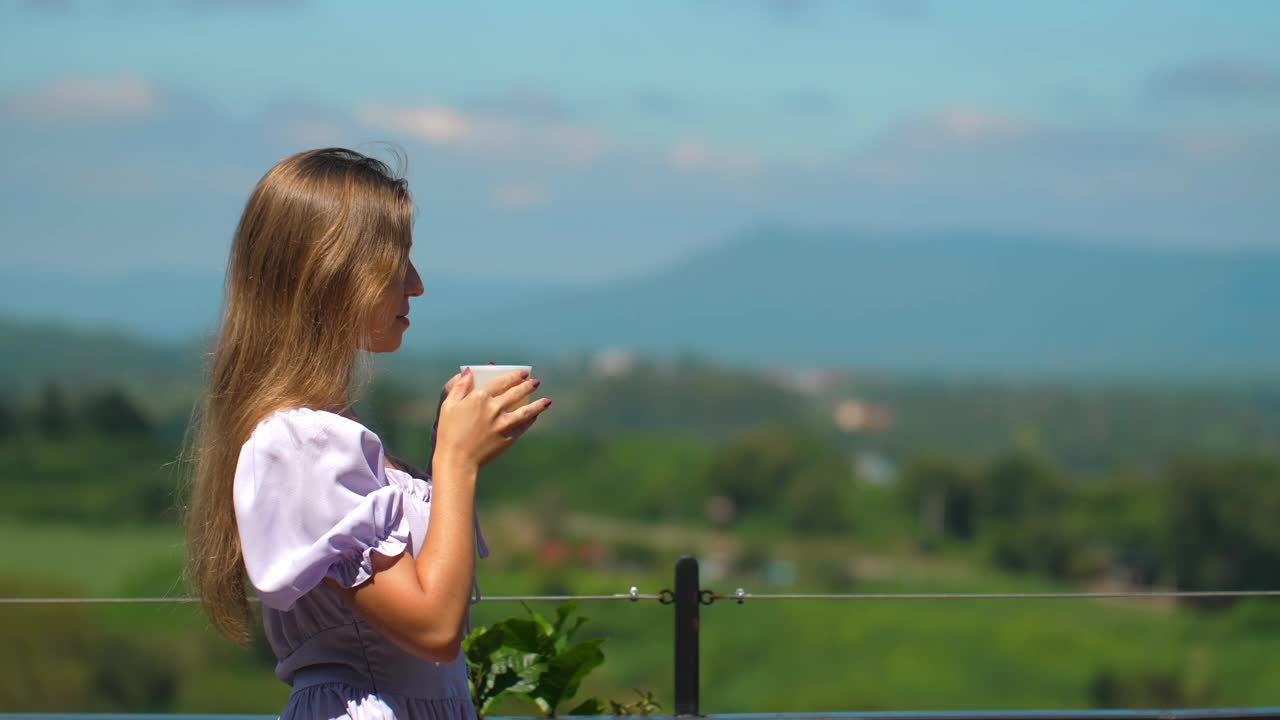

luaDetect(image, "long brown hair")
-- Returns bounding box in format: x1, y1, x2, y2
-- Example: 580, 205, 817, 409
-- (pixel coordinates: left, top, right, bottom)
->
185, 148, 414, 643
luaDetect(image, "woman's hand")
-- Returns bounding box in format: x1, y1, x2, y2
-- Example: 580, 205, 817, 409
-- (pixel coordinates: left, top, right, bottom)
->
432, 368, 550, 470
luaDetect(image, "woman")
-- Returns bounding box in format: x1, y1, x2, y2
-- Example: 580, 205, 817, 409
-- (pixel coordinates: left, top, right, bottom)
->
185, 147, 550, 719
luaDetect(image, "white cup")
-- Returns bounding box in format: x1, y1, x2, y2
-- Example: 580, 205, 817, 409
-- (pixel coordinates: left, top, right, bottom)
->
461, 364, 534, 409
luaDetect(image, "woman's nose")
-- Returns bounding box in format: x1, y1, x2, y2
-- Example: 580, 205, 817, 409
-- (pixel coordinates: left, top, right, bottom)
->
405, 262, 425, 296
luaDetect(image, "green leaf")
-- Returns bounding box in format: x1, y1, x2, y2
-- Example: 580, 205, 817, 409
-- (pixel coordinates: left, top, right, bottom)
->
564, 616, 589, 643
568, 697, 606, 715
531, 607, 555, 638
464, 625, 506, 666
553, 600, 578, 634
532, 639, 606, 714
468, 603, 614, 718
479, 692, 508, 718
486, 648, 546, 707
554, 602, 590, 651
609, 688, 662, 716
519, 601, 556, 640
501, 617, 549, 653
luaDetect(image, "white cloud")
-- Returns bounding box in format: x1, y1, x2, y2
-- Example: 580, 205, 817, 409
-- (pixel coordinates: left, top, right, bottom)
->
893, 105, 1031, 147
359, 105, 479, 145
2, 82, 1277, 283
492, 182, 545, 209
2, 76, 158, 123
358, 102, 609, 168
669, 140, 763, 178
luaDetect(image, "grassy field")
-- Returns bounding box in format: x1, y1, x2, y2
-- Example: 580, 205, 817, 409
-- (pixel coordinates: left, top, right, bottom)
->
4, 521, 1279, 713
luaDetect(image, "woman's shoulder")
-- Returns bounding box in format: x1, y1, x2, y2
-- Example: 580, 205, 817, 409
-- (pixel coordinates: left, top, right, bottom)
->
253, 406, 370, 438
235, 407, 393, 504
246, 407, 381, 460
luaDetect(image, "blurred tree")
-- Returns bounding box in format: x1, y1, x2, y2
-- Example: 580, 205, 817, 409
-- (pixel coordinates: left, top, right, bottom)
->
1163, 457, 1280, 599
0, 396, 15, 438
900, 456, 980, 545
781, 456, 857, 533
982, 445, 1066, 523
1069, 477, 1164, 586
358, 377, 411, 453
984, 517, 1079, 578
705, 426, 855, 533
32, 383, 72, 437
975, 447, 1082, 578
558, 361, 816, 440
83, 387, 151, 435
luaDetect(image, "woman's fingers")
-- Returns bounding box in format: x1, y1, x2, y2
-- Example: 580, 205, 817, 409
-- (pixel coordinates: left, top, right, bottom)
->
445, 368, 474, 404
436, 367, 548, 467
494, 376, 540, 408
430, 372, 466, 456
442, 372, 464, 395
478, 369, 529, 398
497, 397, 552, 434
505, 413, 541, 441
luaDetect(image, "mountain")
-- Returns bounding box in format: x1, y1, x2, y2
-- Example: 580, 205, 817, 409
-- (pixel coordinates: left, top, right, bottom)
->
424, 227, 1280, 377
0, 268, 559, 343
0, 314, 197, 391
4, 228, 1280, 377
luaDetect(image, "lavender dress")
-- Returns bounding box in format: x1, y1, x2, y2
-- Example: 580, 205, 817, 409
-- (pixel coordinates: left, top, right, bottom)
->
234, 408, 487, 720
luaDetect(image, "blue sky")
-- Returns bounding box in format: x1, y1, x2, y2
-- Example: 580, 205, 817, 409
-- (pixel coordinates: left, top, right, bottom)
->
2, 0, 1278, 283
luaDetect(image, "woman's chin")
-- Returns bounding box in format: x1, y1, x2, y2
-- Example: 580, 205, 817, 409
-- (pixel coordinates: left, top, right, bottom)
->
364, 336, 404, 354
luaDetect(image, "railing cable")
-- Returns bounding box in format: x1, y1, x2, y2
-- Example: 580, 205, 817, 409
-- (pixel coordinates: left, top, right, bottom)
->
5, 588, 1280, 605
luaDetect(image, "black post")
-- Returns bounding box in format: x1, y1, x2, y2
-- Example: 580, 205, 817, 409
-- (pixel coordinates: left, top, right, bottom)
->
674, 555, 700, 717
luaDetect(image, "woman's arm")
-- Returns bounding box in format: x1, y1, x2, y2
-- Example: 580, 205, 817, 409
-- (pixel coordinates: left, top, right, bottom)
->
326, 368, 548, 662
326, 454, 478, 662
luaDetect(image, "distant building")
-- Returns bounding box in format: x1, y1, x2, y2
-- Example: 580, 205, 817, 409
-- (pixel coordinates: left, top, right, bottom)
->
768, 367, 847, 396
833, 398, 893, 433
590, 349, 636, 377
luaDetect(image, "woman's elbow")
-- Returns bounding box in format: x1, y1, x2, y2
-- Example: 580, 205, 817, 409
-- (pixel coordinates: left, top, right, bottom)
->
403, 628, 464, 663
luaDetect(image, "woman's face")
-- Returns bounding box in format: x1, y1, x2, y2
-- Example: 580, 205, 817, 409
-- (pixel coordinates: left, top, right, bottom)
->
366, 259, 424, 353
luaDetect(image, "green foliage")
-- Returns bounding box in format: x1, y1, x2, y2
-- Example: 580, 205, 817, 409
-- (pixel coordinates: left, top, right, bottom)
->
982, 445, 1067, 524
1088, 665, 1215, 708
83, 387, 152, 435
1163, 457, 1280, 598
0, 435, 180, 525
33, 382, 73, 437
11, 523, 1280, 712
548, 360, 819, 440
900, 456, 981, 544
1066, 477, 1165, 585
478, 432, 713, 524
0, 397, 15, 437
605, 689, 662, 715
705, 426, 857, 533
465, 601, 618, 718
354, 376, 415, 453
0, 577, 181, 712
7, 322, 1280, 711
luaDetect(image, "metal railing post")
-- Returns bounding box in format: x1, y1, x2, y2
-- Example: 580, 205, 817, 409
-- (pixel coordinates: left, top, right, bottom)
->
674, 555, 701, 717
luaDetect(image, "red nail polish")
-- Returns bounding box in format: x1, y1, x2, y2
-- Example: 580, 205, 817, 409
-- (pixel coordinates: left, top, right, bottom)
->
462, 367, 471, 375
487, 361, 495, 365
542, 398, 552, 407
532, 379, 541, 389
520, 371, 530, 379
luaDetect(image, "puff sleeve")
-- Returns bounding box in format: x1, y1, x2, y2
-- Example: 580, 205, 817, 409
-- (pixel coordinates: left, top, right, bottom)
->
233, 408, 411, 611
